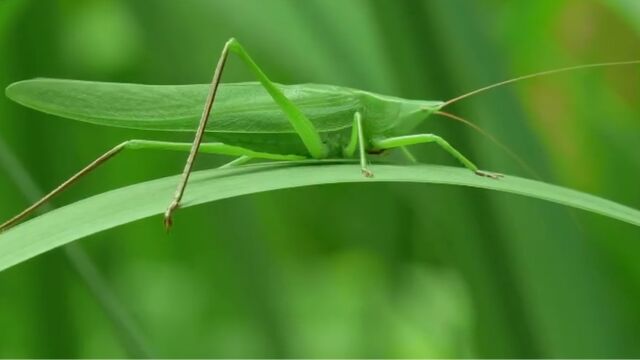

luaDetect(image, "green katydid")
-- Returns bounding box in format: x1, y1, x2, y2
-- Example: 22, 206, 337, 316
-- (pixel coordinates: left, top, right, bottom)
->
0, 38, 638, 232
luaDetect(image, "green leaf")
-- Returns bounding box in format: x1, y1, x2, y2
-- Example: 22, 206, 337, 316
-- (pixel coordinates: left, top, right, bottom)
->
1, 161, 638, 272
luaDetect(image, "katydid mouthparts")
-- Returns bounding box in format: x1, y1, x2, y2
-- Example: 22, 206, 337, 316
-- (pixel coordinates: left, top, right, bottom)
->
1, 38, 638, 232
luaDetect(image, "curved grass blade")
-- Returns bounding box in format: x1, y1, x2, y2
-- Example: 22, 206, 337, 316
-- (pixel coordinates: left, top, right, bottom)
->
0, 161, 638, 272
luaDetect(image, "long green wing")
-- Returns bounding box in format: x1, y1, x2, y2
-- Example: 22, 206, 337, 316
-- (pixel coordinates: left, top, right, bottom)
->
5, 79, 360, 133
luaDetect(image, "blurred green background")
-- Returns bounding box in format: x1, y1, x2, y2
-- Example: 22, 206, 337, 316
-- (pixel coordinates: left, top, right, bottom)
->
0, 0, 639, 357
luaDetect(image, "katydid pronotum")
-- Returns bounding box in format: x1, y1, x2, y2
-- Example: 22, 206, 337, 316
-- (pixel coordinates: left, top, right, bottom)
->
1, 38, 638, 232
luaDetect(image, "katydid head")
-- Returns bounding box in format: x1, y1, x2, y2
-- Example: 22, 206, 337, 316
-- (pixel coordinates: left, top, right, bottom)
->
355, 90, 445, 135
392, 99, 446, 133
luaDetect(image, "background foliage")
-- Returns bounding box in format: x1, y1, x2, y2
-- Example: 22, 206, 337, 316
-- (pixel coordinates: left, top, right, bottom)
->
0, 0, 639, 357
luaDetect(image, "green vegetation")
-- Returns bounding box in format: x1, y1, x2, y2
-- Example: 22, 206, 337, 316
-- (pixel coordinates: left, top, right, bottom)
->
2, 161, 638, 274
0, 0, 639, 357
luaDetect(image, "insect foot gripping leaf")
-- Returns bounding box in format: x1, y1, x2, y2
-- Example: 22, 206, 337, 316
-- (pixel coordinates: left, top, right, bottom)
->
475, 170, 504, 179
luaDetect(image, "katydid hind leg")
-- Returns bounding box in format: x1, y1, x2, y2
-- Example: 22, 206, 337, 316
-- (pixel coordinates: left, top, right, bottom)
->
227, 39, 327, 158
163, 39, 232, 231
0, 141, 129, 232
0, 139, 174, 232
372, 134, 503, 179
0, 140, 297, 232
164, 38, 327, 231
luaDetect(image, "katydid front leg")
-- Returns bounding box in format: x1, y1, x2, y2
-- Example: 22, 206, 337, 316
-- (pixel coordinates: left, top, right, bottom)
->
163, 38, 328, 230
372, 134, 503, 179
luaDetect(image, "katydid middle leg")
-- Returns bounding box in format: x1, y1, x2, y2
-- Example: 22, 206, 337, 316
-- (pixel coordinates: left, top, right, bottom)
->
164, 38, 328, 230
219, 155, 252, 168
343, 111, 373, 177
372, 134, 503, 178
